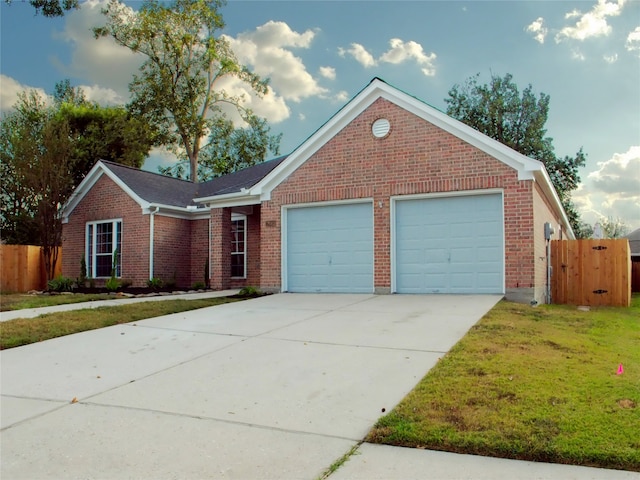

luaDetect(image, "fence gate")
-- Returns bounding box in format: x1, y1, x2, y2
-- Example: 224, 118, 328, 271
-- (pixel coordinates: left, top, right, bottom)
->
551, 239, 631, 307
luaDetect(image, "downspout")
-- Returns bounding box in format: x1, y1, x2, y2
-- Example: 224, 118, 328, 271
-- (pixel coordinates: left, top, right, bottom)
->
149, 206, 160, 280
208, 215, 212, 288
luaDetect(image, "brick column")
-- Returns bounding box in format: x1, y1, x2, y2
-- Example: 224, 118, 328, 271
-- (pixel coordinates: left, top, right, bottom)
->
210, 207, 232, 290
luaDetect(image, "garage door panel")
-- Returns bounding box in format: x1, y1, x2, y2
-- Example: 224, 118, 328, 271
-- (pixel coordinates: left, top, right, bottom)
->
395, 194, 504, 294
286, 203, 373, 293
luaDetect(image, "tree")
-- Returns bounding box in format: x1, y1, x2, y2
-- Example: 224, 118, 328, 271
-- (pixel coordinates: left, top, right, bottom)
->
160, 114, 281, 181
94, 0, 280, 182
599, 216, 629, 239
0, 91, 74, 279
0, 82, 156, 279
445, 73, 586, 233
4, 0, 78, 17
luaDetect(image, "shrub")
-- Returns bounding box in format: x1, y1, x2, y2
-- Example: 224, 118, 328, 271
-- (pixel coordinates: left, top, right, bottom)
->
147, 277, 163, 289
48, 275, 75, 292
79, 254, 87, 285
192, 281, 206, 290
238, 286, 261, 297
105, 277, 121, 292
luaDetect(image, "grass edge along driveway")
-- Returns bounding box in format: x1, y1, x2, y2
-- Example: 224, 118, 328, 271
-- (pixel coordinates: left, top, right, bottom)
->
0, 297, 242, 350
367, 296, 640, 472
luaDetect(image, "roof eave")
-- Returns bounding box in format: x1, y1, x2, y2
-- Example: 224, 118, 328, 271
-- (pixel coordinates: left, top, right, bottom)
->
61, 160, 153, 223
194, 190, 261, 208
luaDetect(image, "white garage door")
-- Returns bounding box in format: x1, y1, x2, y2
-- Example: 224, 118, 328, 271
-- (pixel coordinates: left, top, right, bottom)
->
395, 194, 504, 294
286, 203, 373, 293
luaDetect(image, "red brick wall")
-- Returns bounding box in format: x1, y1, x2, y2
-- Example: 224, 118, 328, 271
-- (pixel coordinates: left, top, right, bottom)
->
210, 208, 232, 290
62, 174, 150, 286
152, 215, 193, 288
260, 97, 537, 293
190, 218, 209, 288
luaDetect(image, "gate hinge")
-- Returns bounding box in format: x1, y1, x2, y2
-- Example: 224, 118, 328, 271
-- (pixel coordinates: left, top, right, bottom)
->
593, 289, 608, 295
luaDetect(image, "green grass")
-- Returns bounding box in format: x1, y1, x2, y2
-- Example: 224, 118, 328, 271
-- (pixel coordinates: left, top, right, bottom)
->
0, 297, 241, 349
367, 295, 640, 472
1, 293, 116, 311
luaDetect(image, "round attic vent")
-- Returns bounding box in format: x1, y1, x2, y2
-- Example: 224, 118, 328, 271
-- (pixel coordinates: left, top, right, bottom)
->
372, 118, 390, 138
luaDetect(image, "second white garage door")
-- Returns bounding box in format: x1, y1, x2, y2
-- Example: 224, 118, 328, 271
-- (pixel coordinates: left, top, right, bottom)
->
394, 193, 504, 294
285, 202, 374, 293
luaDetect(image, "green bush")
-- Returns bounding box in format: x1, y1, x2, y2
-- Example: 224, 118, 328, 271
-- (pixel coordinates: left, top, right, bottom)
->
192, 281, 206, 290
147, 277, 163, 289
238, 286, 261, 297
105, 277, 121, 291
48, 275, 75, 292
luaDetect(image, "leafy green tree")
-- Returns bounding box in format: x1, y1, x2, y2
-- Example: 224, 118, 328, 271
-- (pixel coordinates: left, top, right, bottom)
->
445, 73, 586, 233
4, 0, 78, 17
0, 91, 74, 279
160, 114, 281, 181
94, 0, 280, 182
50, 79, 156, 185
1, 82, 156, 278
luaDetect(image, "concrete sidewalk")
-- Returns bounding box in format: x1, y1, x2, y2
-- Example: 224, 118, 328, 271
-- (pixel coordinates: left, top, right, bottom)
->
0, 289, 240, 321
1, 293, 637, 479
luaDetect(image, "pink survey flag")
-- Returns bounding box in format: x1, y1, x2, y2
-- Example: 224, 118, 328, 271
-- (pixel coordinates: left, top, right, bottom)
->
616, 364, 624, 375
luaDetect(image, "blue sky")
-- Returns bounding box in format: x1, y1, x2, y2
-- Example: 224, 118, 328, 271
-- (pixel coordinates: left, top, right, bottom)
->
1, 0, 639, 230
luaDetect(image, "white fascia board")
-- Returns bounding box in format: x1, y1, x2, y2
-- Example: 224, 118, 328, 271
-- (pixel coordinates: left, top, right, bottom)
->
61, 161, 149, 223
193, 191, 261, 209
143, 203, 211, 220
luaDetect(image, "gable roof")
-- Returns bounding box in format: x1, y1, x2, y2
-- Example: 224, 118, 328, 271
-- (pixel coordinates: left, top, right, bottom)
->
61, 156, 286, 222
197, 77, 574, 239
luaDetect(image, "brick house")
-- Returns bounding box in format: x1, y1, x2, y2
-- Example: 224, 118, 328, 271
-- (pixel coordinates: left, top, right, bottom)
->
62, 78, 573, 303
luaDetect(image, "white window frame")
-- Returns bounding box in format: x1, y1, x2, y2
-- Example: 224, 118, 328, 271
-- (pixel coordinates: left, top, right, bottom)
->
86, 219, 122, 278
231, 214, 247, 279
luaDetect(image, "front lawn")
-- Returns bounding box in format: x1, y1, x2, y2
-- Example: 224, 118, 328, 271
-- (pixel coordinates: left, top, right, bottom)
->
367, 295, 640, 472
0, 297, 241, 349
1, 292, 116, 311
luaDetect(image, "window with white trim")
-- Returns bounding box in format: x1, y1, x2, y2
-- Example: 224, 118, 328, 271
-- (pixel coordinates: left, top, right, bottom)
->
231, 215, 246, 278
86, 220, 122, 278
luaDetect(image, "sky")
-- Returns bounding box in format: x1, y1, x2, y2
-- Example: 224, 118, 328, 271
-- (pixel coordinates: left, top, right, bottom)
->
1, 0, 639, 231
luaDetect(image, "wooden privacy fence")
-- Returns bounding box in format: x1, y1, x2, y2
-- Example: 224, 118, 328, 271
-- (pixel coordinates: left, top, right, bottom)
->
551, 239, 631, 307
0, 245, 62, 292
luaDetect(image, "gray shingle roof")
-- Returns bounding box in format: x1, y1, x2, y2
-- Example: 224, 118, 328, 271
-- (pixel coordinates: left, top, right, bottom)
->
100, 156, 286, 208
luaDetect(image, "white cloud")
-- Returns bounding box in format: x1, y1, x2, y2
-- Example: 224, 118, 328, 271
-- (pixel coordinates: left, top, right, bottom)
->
571, 48, 586, 61
334, 90, 349, 103
339, 38, 436, 77
626, 26, 640, 55
52, 0, 142, 101
0, 75, 49, 112
575, 146, 640, 230
224, 20, 327, 106
603, 53, 618, 63
526, 17, 548, 44
319, 66, 336, 80
379, 39, 437, 76
555, 0, 626, 42
78, 84, 126, 105
338, 43, 377, 68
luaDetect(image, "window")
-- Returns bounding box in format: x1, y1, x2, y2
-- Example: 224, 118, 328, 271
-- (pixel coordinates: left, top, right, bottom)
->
231, 215, 246, 278
86, 220, 122, 278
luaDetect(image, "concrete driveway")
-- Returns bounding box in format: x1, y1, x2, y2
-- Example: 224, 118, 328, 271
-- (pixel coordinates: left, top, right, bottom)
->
0, 293, 508, 478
